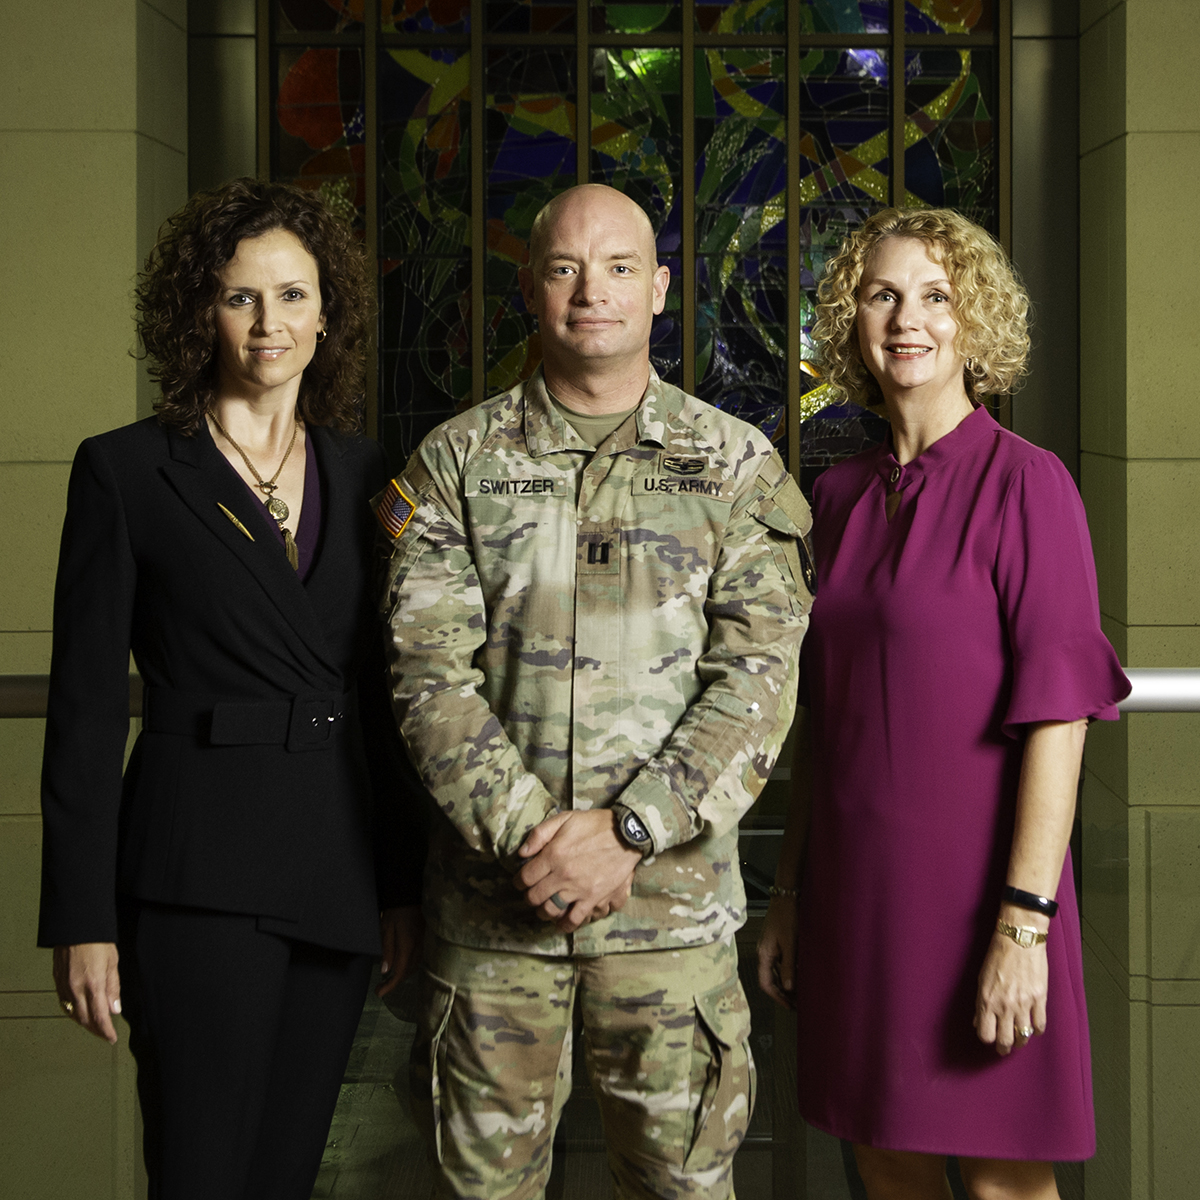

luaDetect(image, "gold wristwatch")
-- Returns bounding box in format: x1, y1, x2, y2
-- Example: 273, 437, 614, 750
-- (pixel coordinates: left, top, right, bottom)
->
996, 919, 1048, 948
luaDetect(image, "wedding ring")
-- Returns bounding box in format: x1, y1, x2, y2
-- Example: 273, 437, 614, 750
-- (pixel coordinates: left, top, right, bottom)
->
61, 1000, 75, 1016
1018, 1025, 1034, 1040
549, 893, 569, 911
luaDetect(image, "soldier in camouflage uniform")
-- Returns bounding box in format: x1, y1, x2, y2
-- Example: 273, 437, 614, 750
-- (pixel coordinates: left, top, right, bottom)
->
378, 184, 813, 1200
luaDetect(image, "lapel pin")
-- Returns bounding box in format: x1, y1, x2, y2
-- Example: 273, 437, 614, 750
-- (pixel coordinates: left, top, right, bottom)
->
217, 502, 255, 542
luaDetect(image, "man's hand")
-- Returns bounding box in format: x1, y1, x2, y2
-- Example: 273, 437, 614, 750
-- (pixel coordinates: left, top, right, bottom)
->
53, 943, 121, 1044
517, 810, 642, 932
376, 905, 425, 998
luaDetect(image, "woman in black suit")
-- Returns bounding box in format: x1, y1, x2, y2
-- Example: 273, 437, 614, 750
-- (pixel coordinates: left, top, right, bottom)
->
38, 179, 422, 1199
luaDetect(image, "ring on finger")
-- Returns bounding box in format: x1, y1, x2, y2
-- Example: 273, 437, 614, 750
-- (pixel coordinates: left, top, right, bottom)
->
61, 999, 75, 1016
1017, 1025, 1034, 1040
549, 893, 569, 912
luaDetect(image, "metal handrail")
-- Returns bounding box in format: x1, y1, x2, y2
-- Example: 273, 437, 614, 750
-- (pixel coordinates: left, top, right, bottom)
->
1117, 668, 1200, 712
1, 669, 1198, 719
0, 675, 142, 719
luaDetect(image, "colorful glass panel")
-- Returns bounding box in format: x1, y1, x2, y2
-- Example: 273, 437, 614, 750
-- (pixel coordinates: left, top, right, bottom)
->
797, 48, 891, 210
485, 47, 577, 393
590, 48, 683, 384
275, 46, 366, 230
791, 49, 893, 482
905, 0, 993, 34
592, 1, 682, 34
382, 0, 470, 33
694, 1, 786, 35
904, 47, 996, 229
799, 402, 890, 496
378, 48, 472, 462
275, 0, 363, 33
792, 1, 889, 35
486, 1, 575, 33
789, 48, 889, 431
695, 47, 787, 444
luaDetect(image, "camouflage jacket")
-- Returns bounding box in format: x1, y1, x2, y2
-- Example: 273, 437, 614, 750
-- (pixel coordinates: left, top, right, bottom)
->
379, 367, 813, 955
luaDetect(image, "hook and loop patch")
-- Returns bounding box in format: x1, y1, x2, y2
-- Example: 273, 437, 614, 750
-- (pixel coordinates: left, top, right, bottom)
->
375, 478, 418, 540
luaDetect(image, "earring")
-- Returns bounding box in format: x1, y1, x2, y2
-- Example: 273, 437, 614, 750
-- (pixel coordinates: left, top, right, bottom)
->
316, 329, 327, 343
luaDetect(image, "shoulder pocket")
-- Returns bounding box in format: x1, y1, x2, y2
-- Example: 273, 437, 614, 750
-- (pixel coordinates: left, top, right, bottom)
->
749, 473, 816, 606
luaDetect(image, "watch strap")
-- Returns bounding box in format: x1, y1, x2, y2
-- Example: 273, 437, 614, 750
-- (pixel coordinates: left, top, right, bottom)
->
996, 919, 1048, 949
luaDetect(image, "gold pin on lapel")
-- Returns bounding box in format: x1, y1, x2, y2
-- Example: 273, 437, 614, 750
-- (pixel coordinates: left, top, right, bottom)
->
217, 503, 255, 542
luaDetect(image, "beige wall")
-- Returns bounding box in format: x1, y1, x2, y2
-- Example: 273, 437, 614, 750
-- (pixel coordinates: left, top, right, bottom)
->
0, 2, 186, 1195
5, 2, 1200, 1196
1079, 1, 1200, 1197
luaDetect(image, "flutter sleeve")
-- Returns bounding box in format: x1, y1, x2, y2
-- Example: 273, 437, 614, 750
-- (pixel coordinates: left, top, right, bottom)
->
996, 449, 1130, 736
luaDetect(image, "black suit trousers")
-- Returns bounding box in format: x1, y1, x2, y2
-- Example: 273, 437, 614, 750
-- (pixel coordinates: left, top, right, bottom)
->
118, 901, 372, 1200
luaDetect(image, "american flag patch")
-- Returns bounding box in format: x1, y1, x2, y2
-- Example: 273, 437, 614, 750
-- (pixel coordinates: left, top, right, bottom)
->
375, 478, 417, 539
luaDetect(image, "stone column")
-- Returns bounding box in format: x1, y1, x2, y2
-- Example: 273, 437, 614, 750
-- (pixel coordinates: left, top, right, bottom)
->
1079, 2, 1200, 1198
0, 2, 186, 1195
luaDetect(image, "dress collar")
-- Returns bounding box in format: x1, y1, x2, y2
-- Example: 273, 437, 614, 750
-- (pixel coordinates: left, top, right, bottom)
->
876, 404, 998, 491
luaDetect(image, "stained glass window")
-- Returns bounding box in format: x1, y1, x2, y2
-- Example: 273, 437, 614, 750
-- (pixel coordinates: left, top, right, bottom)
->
382, 1, 470, 34
378, 47, 472, 452
694, 1, 785, 34
269, 0, 1004, 476
275, 46, 367, 231
488, 1, 575, 33
591, 47, 683, 383
905, 0, 993, 35
904, 47, 995, 220
485, 46, 577, 391
594, 1, 682, 34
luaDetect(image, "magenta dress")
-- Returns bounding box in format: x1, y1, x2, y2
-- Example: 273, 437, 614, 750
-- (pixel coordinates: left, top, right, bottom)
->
795, 406, 1129, 1159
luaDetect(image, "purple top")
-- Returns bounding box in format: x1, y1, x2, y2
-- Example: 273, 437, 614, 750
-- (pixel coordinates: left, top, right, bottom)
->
795, 406, 1129, 1159
228, 431, 322, 582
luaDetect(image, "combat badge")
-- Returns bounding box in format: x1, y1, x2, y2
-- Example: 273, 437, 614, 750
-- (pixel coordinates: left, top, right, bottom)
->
375, 477, 417, 540
661, 454, 707, 476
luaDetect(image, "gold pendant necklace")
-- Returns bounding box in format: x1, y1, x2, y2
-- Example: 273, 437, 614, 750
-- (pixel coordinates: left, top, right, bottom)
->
211, 415, 302, 569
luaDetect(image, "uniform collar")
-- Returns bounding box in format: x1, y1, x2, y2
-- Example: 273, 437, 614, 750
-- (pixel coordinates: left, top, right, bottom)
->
521, 364, 678, 457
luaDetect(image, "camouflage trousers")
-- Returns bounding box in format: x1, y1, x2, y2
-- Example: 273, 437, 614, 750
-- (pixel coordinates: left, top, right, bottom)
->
410, 935, 754, 1200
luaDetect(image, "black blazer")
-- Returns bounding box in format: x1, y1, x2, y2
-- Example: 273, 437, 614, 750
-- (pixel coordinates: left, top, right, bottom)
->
37, 417, 418, 955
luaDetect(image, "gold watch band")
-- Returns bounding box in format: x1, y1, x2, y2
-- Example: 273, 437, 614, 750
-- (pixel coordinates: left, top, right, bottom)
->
996, 919, 1048, 949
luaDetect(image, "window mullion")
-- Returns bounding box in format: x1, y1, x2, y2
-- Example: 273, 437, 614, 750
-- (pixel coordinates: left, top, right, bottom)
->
470, 0, 485, 409
786, 0, 802, 483
365, 0, 379, 437
890, 0, 906, 207
577, 0, 590, 184
681, 0, 696, 398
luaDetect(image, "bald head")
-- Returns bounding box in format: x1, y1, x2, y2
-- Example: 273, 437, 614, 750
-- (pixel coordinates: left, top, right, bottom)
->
518, 183, 670, 406
528, 185, 658, 271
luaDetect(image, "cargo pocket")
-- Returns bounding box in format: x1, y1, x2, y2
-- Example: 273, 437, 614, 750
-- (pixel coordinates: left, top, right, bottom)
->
683, 973, 756, 1175
409, 969, 456, 1165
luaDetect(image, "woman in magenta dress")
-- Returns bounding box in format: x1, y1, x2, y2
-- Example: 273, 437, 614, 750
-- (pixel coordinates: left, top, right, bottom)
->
757, 209, 1129, 1199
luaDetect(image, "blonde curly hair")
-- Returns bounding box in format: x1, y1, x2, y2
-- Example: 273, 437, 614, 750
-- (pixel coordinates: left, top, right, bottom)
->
812, 208, 1030, 408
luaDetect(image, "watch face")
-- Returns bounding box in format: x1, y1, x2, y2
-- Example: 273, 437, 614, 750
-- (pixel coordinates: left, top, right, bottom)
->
622, 811, 650, 844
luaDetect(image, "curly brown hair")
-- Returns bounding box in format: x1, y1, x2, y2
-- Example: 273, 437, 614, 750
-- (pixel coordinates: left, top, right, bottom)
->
136, 178, 373, 432
813, 208, 1030, 408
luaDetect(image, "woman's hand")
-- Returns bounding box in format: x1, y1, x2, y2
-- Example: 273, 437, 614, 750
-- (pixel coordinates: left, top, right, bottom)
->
974, 913, 1049, 1056
756, 896, 798, 1010
975, 719, 1085, 1056
53, 943, 121, 1044
376, 905, 425, 998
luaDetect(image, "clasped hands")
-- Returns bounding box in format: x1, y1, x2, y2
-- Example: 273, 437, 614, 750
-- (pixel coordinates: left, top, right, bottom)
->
516, 809, 643, 932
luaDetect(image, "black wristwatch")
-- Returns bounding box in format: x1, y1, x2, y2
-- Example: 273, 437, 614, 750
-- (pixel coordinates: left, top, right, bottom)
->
613, 805, 652, 854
